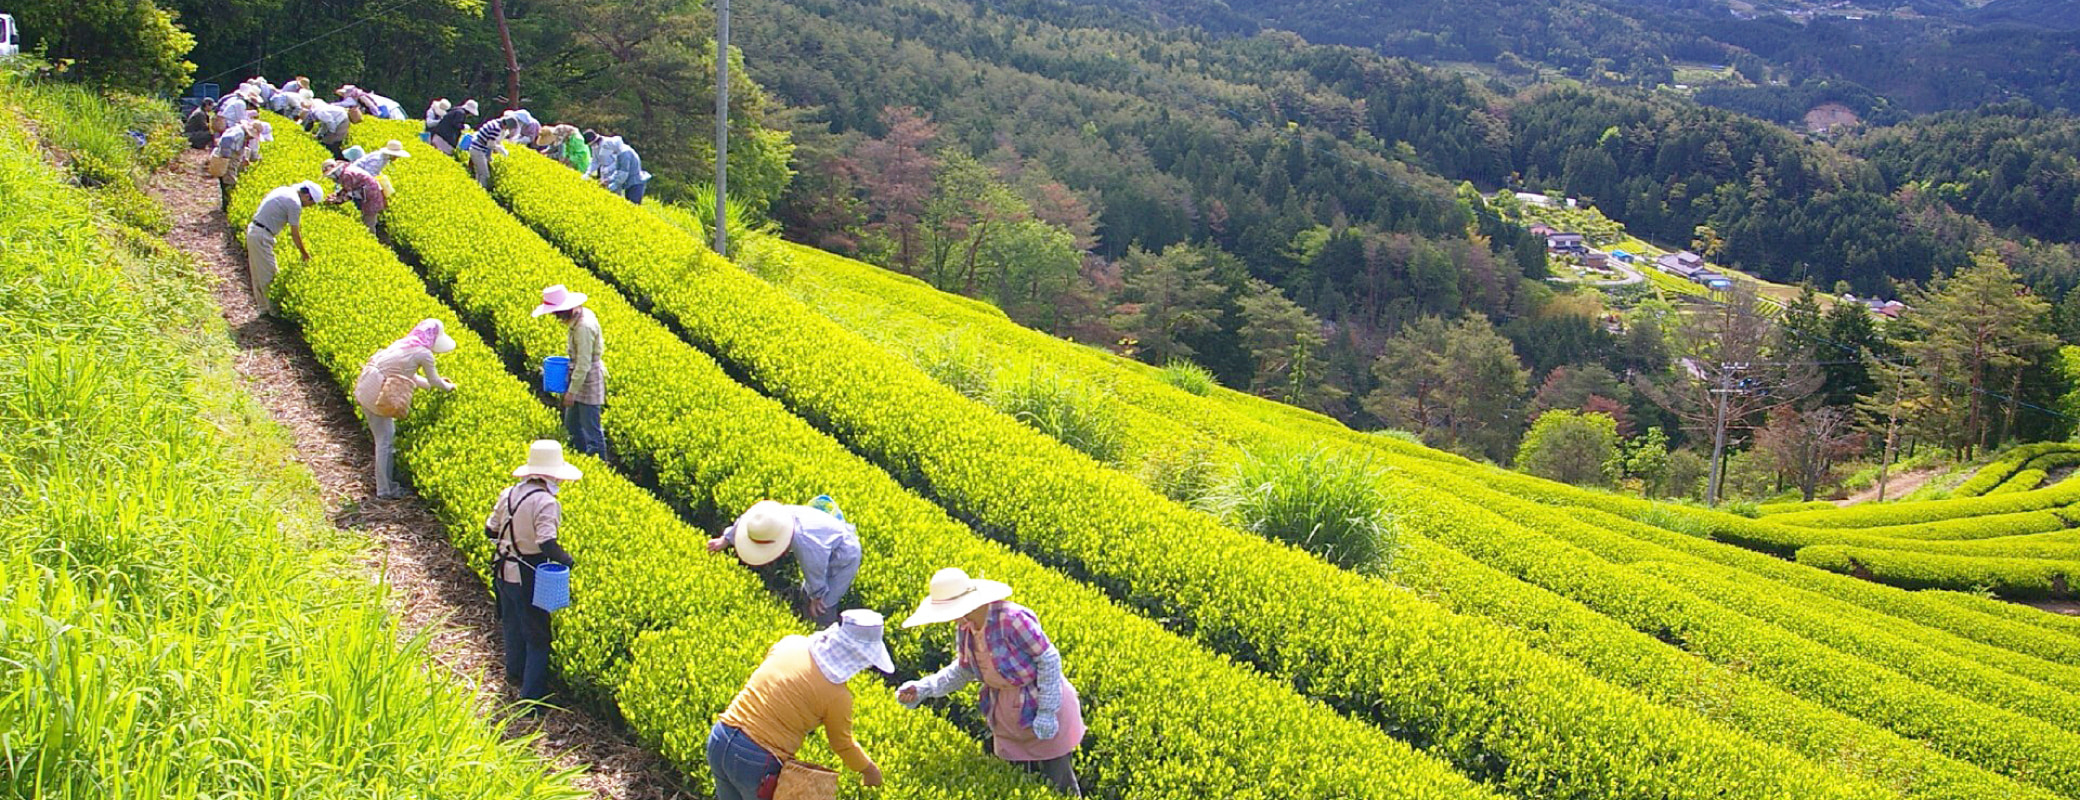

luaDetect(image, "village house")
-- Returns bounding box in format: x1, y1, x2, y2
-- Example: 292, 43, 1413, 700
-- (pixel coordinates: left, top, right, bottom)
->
1547, 232, 1587, 253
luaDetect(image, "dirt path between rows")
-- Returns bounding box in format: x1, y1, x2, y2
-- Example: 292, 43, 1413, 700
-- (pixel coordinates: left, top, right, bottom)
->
1834, 466, 1942, 506
148, 148, 689, 800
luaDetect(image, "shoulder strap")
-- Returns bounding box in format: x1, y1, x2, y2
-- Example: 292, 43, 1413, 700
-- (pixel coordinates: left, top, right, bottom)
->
496, 483, 554, 547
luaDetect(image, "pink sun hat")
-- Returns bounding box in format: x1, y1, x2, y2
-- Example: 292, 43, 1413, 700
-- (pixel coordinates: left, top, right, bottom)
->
532, 284, 589, 317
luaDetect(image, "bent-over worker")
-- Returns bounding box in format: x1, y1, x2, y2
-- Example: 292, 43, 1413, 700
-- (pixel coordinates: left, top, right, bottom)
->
244, 181, 320, 316
303, 100, 352, 158
485, 440, 581, 704
708, 500, 862, 626
322, 159, 388, 233
350, 139, 412, 176
184, 98, 216, 149
899, 568, 1086, 795
468, 111, 518, 187
591, 134, 649, 204
353, 319, 458, 499
710, 610, 891, 800
532, 284, 606, 456
430, 99, 477, 156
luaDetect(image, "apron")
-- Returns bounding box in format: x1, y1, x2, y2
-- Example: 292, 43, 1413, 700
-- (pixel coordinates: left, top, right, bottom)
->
494, 485, 554, 592
963, 624, 1084, 762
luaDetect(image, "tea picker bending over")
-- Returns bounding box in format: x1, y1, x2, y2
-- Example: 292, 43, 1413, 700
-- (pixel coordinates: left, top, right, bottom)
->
709, 610, 891, 800
709, 499, 862, 626
353, 319, 458, 500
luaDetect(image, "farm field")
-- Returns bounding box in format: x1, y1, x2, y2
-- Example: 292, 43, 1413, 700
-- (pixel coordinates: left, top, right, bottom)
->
15, 84, 2080, 800
0, 82, 583, 798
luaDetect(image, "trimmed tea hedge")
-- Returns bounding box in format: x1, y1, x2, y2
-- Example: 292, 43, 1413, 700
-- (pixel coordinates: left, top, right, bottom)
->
485, 148, 1889, 800
1758, 500, 1841, 515
1832, 510, 2069, 542
1636, 561, 2080, 728
1766, 479, 2080, 529
1402, 466, 2080, 703
1797, 546, 2076, 600
1927, 590, 2080, 639
235, 117, 1051, 800
1376, 469, 2080, 799
350, 119, 1508, 800
1991, 469, 2049, 495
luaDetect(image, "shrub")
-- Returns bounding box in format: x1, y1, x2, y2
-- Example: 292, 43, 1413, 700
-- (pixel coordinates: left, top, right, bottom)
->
1137, 440, 1226, 505
1514, 409, 1620, 487
1208, 447, 1395, 573
1161, 358, 1218, 395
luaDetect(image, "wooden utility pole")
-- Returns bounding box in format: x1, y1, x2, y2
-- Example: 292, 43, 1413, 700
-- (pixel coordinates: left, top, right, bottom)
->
491, 0, 521, 110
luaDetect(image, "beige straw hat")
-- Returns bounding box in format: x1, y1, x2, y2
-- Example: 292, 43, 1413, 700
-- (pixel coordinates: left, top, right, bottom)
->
902, 567, 1012, 628
726, 500, 795, 566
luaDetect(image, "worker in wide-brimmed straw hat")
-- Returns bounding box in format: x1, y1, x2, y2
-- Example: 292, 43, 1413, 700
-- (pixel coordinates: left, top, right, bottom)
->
353, 319, 458, 499
532, 284, 607, 455
483, 439, 581, 705
711, 609, 890, 800
897, 568, 1086, 795
708, 499, 863, 625
349, 139, 412, 176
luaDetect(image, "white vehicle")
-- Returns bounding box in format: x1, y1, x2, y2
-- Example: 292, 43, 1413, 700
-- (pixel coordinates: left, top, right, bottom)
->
0, 15, 18, 59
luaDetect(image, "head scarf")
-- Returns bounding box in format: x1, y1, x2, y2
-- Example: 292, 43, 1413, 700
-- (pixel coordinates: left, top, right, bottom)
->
395, 318, 445, 351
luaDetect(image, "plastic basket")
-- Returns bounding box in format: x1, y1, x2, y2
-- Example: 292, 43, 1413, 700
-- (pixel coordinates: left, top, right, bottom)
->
532, 563, 571, 612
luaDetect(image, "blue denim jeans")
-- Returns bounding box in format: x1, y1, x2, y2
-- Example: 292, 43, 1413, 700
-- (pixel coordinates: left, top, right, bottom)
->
495, 577, 554, 701
707, 722, 781, 800
624, 180, 647, 205
564, 402, 605, 456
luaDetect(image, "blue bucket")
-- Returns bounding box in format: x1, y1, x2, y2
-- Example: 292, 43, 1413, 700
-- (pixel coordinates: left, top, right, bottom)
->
458, 131, 475, 152
542, 356, 571, 394
532, 563, 571, 612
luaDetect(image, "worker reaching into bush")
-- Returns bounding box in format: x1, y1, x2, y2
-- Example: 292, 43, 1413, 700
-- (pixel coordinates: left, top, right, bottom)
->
538, 124, 590, 173
321, 159, 389, 234
349, 139, 412, 176
898, 568, 1086, 795
468, 110, 519, 188
532, 284, 607, 456
589, 133, 649, 204
353, 319, 458, 500
243, 181, 320, 316
709, 610, 890, 800
301, 97, 353, 159
708, 500, 863, 626
429, 99, 476, 156
484, 440, 581, 706
207, 119, 270, 210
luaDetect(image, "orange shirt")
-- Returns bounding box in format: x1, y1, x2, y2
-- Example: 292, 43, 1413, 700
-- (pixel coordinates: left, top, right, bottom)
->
717, 636, 873, 773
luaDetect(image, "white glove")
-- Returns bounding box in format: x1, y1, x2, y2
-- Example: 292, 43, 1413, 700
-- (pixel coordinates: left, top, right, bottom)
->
896, 680, 926, 709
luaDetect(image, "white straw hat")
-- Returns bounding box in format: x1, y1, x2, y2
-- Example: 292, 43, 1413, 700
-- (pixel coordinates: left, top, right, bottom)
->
902, 568, 1013, 628
460, 99, 480, 115
532, 284, 589, 317
377, 140, 412, 159
513, 439, 583, 482
725, 500, 794, 566
808, 609, 896, 684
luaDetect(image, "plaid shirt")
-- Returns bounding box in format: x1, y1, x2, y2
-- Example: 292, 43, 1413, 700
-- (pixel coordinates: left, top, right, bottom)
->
956, 601, 1051, 727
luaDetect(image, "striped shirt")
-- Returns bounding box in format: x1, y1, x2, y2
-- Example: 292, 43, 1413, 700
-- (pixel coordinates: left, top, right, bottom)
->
469, 117, 510, 154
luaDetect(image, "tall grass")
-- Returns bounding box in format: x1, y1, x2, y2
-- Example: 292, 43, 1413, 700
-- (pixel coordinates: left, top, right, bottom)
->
1207, 447, 1398, 573
0, 95, 580, 799
1160, 358, 1218, 396
991, 366, 1126, 464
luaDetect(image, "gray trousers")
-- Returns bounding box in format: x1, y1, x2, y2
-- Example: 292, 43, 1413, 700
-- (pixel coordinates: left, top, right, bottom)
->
1014, 753, 1080, 796
470, 150, 492, 188
365, 408, 399, 497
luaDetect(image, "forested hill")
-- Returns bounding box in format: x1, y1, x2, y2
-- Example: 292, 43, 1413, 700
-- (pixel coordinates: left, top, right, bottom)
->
1054, 0, 2080, 118
732, 0, 2074, 299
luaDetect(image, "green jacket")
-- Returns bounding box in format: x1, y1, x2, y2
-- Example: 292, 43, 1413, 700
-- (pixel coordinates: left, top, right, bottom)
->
564, 138, 592, 175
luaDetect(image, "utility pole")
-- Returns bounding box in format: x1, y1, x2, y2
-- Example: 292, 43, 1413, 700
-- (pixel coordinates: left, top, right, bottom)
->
1876, 363, 1905, 501
490, 0, 520, 111
1706, 362, 1737, 507
713, 0, 730, 255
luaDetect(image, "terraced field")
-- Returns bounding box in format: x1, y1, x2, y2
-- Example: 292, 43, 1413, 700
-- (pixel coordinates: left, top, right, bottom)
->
173, 113, 2080, 799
